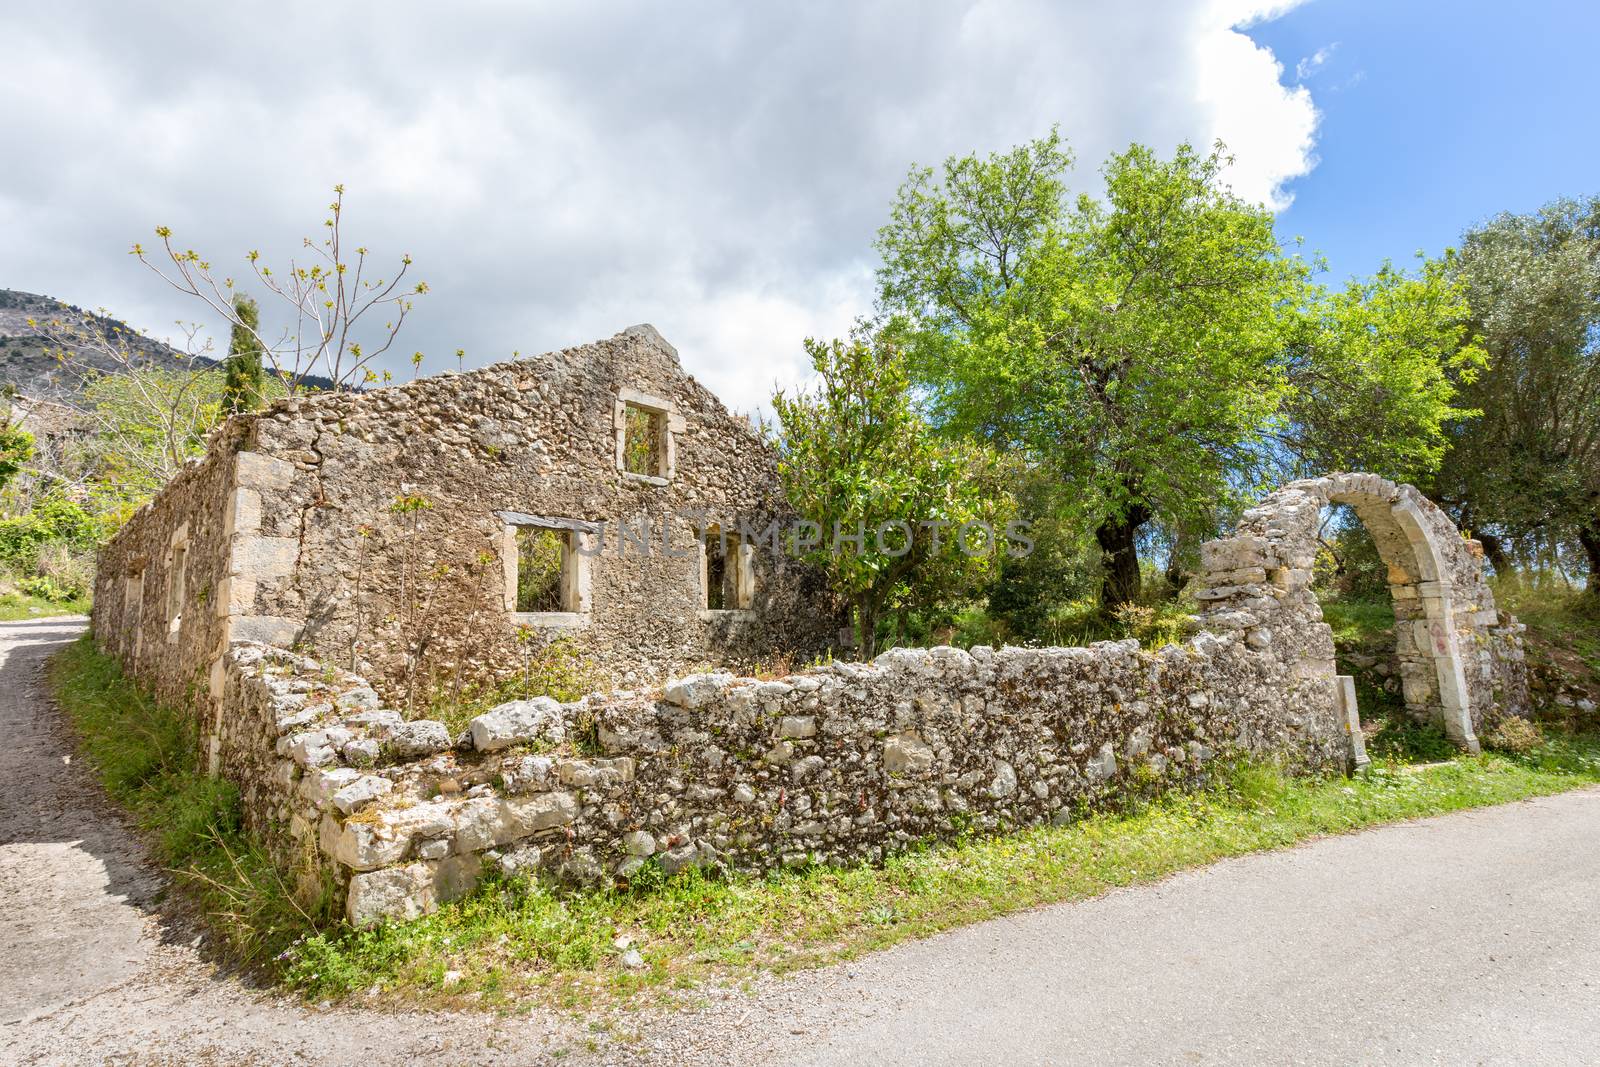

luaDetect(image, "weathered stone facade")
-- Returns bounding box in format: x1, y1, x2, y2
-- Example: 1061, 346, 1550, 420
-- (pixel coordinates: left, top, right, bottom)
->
91, 338, 1529, 926
93, 326, 838, 769
1193, 473, 1529, 756
227, 627, 1319, 926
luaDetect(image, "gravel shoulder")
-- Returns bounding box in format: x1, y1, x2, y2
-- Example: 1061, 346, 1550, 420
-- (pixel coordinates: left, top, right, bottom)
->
1, 619, 581, 1066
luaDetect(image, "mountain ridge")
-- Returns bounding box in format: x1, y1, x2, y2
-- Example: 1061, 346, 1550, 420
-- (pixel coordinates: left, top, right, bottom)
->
0, 288, 340, 400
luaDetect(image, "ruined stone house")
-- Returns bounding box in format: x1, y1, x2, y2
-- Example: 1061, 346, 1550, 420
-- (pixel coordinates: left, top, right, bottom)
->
92, 325, 836, 753
89, 328, 1532, 925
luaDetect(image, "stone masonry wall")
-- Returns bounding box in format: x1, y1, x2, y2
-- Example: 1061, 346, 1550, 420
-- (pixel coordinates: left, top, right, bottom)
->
232, 617, 1340, 925
235, 324, 838, 700
91, 325, 840, 773
90, 420, 249, 715
1193, 473, 1528, 755
93, 388, 1527, 930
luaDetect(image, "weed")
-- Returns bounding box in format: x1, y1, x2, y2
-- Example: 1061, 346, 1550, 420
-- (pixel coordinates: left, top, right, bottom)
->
50, 635, 329, 965
1483, 716, 1544, 755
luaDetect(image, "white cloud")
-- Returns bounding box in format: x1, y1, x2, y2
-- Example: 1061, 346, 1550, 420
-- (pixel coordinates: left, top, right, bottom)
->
1296, 43, 1339, 81
0, 0, 1321, 414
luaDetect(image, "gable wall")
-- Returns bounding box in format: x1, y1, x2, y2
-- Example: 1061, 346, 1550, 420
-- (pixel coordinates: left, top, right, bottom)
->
233, 326, 836, 705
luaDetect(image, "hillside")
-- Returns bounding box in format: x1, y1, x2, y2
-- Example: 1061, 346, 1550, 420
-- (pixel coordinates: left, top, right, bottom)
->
0, 289, 203, 400
0, 288, 339, 400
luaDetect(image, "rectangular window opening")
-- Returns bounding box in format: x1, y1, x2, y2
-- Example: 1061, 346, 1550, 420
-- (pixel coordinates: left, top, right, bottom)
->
167, 546, 187, 633
705, 527, 730, 610
516, 526, 569, 613
703, 526, 752, 611
622, 403, 665, 477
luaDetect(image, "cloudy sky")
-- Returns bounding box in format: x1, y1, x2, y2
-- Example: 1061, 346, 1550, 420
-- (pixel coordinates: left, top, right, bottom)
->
2, 1, 1593, 414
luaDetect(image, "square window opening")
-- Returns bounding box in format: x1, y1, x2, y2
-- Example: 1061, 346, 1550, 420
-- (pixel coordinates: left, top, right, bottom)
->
516, 526, 569, 613
622, 403, 666, 477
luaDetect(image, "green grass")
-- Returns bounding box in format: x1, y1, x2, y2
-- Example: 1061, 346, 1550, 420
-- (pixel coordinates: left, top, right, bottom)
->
50, 630, 1600, 1012
1319, 595, 1396, 646
1498, 583, 1600, 676
282, 743, 1600, 1009
0, 589, 90, 620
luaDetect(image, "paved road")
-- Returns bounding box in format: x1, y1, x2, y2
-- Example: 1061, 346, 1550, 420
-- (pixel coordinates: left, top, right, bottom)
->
742, 785, 1600, 1067
3, 616, 1598, 1065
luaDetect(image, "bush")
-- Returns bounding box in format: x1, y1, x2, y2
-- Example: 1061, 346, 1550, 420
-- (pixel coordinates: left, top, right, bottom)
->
1484, 716, 1544, 755
425, 636, 603, 735
0, 496, 106, 603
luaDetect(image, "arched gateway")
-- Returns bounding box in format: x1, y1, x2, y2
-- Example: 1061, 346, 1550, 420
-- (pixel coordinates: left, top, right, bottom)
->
1194, 473, 1529, 767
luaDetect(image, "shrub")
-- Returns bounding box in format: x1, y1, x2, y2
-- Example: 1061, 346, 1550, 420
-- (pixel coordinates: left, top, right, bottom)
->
0, 496, 106, 603
1483, 716, 1544, 755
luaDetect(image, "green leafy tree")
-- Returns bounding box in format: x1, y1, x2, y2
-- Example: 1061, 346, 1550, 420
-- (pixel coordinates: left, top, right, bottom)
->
78, 368, 226, 517
878, 134, 1486, 609
772, 334, 1010, 658
221, 293, 266, 413
879, 138, 1296, 607
1279, 254, 1486, 482
0, 415, 34, 492
1433, 196, 1600, 587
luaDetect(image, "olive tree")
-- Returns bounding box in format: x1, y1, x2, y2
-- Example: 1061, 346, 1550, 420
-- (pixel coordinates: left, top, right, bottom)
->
1434, 196, 1600, 588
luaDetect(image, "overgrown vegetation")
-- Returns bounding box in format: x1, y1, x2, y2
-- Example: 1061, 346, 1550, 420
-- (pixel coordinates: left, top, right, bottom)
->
51, 633, 1600, 1011
424, 635, 602, 737
50, 635, 331, 964
0, 493, 106, 609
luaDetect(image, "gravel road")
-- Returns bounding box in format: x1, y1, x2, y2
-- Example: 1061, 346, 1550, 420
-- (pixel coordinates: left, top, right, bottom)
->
5, 617, 1598, 1066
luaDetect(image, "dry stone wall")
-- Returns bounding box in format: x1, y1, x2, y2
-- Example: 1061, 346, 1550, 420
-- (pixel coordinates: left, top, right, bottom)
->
229, 619, 1337, 925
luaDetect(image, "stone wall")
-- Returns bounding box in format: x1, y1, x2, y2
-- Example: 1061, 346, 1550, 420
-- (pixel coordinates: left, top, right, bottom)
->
235, 324, 837, 699
230, 616, 1339, 925
1193, 473, 1528, 754
89, 420, 249, 716
91, 325, 840, 769
93, 396, 1529, 929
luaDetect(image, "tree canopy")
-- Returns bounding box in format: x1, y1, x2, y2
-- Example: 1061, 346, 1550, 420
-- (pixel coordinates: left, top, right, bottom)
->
772, 334, 1012, 657
876, 133, 1483, 607
1434, 195, 1600, 587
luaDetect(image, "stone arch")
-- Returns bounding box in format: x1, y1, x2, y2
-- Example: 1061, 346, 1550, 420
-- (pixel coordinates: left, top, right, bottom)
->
1194, 473, 1529, 767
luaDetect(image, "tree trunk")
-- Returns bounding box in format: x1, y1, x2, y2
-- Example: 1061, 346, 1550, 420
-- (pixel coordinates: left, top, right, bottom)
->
1162, 530, 1186, 598
1475, 530, 1515, 585
1096, 502, 1151, 610
1579, 525, 1600, 599
855, 596, 880, 660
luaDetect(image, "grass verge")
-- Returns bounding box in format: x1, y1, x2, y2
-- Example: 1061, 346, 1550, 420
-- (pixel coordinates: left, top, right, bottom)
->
0, 589, 90, 620
50, 632, 1600, 1012
49, 634, 333, 965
